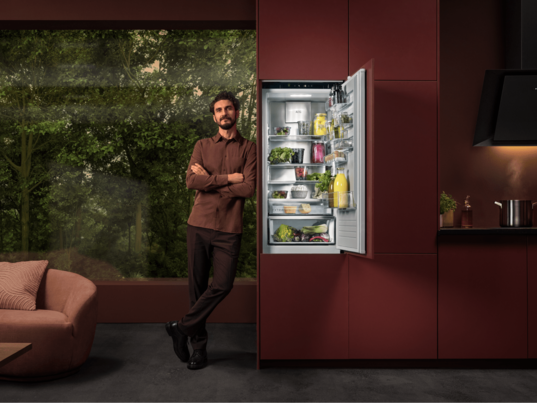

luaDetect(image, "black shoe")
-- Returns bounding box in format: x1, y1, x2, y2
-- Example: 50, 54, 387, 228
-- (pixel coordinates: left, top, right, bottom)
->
165, 321, 190, 362
187, 349, 208, 370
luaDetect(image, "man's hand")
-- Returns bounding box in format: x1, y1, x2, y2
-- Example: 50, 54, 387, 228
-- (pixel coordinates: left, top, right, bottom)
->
191, 163, 209, 176
228, 173, 244, 184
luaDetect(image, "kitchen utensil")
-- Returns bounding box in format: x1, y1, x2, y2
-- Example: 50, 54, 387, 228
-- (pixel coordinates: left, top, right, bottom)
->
291, 148, 304, 163
493, 200, 537, 227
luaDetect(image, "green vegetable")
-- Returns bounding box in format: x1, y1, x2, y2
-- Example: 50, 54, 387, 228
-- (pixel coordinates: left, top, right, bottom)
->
315, 170, 332, 192
271, 191, 286, 199
269, 147, 294, 164
306, 173, 322, 181
301, 224, 328, 234
440, 191, 458, 214
274, 224, 297, 242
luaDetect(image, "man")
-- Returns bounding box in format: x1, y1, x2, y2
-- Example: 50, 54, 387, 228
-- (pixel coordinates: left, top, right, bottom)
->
165, 91, 256, 370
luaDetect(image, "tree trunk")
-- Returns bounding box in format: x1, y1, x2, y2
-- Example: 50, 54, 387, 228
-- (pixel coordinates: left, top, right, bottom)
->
134, 201, 142, 254
75, 205, 82, 245
21, 187, 30, 253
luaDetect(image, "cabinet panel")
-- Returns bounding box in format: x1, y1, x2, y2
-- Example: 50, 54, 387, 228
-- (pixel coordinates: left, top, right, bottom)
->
438, 236, 527, 359
349, 0, 437, 80
374, 81, 437, 254
258, 0, 348, 80
529, 236, 537, 358
259, 254, 348, 359
348, 254, 437, 359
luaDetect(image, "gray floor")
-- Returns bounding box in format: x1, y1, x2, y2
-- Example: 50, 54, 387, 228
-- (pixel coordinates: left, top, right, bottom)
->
2, 324, 537, 402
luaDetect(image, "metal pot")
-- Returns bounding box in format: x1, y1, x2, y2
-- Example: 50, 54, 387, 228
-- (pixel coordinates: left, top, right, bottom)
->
493, 200, 537, 227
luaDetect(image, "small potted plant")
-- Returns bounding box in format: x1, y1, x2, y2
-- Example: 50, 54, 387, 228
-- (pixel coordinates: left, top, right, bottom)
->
440, 191, 458, 228
268, 147, 294, 164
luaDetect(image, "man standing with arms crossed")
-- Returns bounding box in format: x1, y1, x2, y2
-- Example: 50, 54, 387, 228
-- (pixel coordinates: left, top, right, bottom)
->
166, 91, 257, 370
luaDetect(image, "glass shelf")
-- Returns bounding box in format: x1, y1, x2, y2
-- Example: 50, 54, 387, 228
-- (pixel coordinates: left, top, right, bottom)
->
268, 198, 324, 203
325, 100, 352, 113
330, 137, 354, 152
268, 163, 329, 168
268, 135, 329, 142
268, 180, 320, 185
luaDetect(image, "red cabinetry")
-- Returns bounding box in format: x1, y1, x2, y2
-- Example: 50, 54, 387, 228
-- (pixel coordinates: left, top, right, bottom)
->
529, 236, 537, 358
373, 81, 438, 254
258, 0, 348, 80
259, 254, 348, 359
349, 0, 437, 80
438, 236, 527, 359
348, 254, 437, 359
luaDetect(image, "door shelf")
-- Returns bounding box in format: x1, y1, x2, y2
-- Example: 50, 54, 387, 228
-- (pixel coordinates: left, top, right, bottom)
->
268, 135, 329, 142
325, 100, 353, 113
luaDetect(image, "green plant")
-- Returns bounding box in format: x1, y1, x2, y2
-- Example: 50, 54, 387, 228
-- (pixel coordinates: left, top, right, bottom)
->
440, 191, 458, 214
268, 147, 294, 164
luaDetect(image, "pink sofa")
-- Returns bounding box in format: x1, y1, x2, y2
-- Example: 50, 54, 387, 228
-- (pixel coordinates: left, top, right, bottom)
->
0, 269, 98, 381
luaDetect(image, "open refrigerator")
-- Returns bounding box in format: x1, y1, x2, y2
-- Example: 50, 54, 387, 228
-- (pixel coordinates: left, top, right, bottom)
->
261, 69, 366, 254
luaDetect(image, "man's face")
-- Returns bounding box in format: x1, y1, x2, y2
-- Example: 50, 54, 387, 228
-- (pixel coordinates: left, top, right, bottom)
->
213, 99, 239, 130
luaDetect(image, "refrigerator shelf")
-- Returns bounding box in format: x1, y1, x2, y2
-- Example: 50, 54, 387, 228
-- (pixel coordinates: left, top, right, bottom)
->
268, 163, 329, 168
325, 100, 353, 113
268, 180, 320, 185
268, 135, 329, 142
268, 198, 324, 203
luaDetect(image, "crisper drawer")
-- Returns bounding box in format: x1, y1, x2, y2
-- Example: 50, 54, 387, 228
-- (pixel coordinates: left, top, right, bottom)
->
268, 216, 335, 245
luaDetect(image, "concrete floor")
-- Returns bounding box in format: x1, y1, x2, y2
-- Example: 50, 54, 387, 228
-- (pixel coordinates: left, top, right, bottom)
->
2, 323, 537, 402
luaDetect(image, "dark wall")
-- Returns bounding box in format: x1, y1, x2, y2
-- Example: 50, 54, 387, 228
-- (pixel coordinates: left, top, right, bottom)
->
0, 0, 256, 29
440, 0, 537, 228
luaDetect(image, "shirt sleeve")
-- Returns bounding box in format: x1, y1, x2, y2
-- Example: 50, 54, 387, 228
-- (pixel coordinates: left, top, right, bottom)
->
186, 140, 229, 191
217, 142, 257, 199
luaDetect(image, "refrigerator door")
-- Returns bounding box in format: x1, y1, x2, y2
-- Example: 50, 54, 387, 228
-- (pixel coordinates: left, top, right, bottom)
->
335, 69, 366, 254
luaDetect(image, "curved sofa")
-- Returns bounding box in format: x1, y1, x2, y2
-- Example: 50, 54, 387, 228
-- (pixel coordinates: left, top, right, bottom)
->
0, 269, 98, 381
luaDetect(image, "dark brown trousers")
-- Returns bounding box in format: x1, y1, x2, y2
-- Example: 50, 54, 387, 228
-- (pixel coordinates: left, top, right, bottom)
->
177, 225, 242, 350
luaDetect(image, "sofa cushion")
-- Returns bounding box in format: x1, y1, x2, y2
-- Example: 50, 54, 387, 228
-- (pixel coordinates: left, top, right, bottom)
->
0, 309, 75, 377
0, 260, 48, 310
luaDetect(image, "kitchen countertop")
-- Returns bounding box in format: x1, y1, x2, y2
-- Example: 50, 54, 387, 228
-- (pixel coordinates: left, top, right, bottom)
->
438, 228, 537, 235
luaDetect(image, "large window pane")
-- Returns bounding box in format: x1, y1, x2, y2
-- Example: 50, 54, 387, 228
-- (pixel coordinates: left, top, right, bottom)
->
0, 30, 257, 280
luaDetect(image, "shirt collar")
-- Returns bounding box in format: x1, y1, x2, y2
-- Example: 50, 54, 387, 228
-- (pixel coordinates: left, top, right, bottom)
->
213, 130, 244, 144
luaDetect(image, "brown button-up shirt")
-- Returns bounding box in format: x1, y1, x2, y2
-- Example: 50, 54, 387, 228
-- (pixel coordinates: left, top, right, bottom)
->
186, 131, 257, 234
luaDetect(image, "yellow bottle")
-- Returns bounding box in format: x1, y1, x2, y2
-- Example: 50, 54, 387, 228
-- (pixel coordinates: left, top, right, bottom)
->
313, 113, 327, 136
333, 167, 348, 208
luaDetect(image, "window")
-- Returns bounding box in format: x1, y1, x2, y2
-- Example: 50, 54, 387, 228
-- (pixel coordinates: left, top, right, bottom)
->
0, 30, 257, 280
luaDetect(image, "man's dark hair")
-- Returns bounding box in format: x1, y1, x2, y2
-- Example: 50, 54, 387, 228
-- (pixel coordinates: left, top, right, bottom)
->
210, 91, 240, 115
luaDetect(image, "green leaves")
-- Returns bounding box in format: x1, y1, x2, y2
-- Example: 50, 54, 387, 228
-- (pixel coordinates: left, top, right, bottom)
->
440, 191, 458, 214
269, 147, 294, 164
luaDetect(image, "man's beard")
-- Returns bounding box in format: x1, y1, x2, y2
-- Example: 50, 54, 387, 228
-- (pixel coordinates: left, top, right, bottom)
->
218, 116, 236, 130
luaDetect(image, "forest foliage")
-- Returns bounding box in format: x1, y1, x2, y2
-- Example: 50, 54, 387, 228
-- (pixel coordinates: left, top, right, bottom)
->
0, 30, 257, 280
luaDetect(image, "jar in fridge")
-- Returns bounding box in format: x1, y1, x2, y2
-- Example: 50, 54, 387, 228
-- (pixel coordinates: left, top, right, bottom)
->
313, 113, 327, 136
310, 141, 325, 163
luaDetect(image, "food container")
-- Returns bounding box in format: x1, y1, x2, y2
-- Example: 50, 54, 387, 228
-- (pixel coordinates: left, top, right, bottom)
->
274, 126, 291, 136
270, 190, 288, 199
340, 111, 353, 126
324, 151, 346, 163
291, 148, 304, 163
297, 121, 310, 135
294, 166, 307, 181
313, 113, 327, 136
283, 206, 297, 214
494, 200, 537, 227
311, 141, 325, 163
291, 190, 308, 198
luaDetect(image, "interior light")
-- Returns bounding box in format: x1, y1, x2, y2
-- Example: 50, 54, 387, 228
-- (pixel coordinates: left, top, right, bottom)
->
289, 94, 312, 97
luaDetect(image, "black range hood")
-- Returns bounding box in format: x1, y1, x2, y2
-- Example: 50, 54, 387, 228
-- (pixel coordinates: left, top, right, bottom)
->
474, 0, 537, 146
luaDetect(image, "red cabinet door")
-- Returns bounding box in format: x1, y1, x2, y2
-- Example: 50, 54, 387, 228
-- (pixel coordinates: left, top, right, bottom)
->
348, 254, 437, 359
258, 0, 348, 80
374, 81, 437, 254
438, 235, 527, 359
259, 254, 348, 359
529, 236, 537, 358
349, 0, 437, 80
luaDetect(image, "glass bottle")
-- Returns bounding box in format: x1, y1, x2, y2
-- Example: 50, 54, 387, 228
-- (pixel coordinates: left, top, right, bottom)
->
328, 166, 335, 208
333, 167, 349, 208
461, 195, 473, 228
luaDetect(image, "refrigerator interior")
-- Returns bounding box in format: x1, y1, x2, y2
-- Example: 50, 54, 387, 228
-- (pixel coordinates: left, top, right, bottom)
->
262, 73, 366, 255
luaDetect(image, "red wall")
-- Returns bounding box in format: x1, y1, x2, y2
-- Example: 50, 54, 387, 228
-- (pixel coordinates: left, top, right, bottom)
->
440, 0, 537, 228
